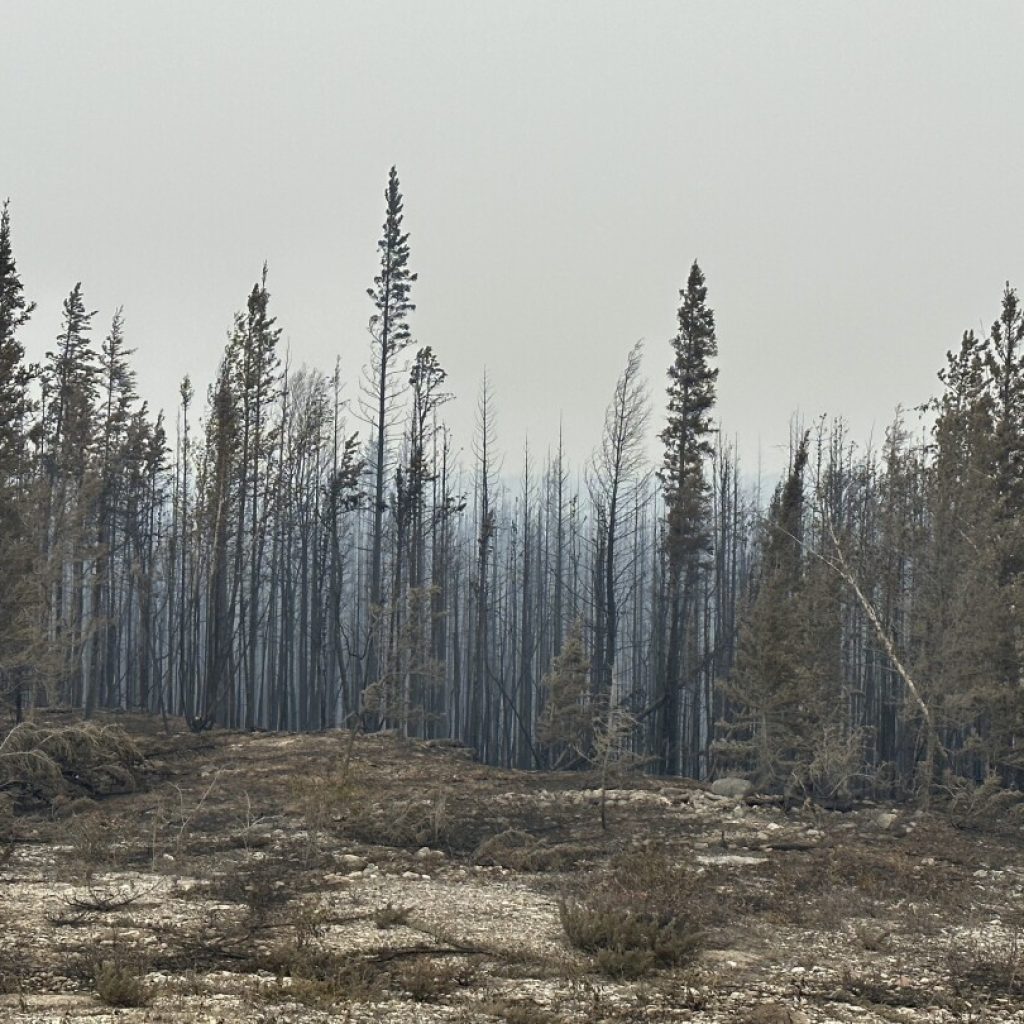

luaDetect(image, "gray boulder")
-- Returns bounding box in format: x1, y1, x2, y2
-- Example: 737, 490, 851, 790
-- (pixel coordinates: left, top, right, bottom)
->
873, 810, 898, 830
710, 777, 754, 799
337, 853, 368, 873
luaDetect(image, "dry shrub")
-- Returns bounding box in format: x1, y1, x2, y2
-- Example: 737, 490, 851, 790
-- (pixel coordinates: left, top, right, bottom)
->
294, 727, 361, 861
742, 842, 964, 927
475, 829, 580, 872
93, 959, 155, 1007
853, 922, 891, 950
344, 787, 452, 849
291, 901, 330, 949
943, 771, 1024, 832
263, 947, 474, 1008
947, 932, 1024, 999
63, 878, 155, 913
0, 792, 15, 867
392, 955, 476, 1002
149, 909, 256, 974
208, 853, 300, 927
0, 722, 143, 809
64, 811, 118, 879
477, 998, 554, 1023
560, 847, 705, 978
830, 843, 965, 904
788, 725, 867, 808
295, 775, 354, 863
260, 946, 385, 1007
52, 795, 99, 819
373, 902, 412, 929
839, 966, 935, 1009
170, 970, 210, 997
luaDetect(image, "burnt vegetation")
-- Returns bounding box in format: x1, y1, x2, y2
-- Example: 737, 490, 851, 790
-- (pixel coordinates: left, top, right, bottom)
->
1, 720, 1023, 1020
3, 177, 1024, 812
3, 169, 1024, 1020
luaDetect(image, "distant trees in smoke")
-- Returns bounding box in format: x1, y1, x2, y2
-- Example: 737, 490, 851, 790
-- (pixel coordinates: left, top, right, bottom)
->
2, 179, 1024, 800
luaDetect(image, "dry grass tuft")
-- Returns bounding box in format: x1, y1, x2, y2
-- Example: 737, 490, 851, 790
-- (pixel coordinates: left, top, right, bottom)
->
344, 787, 454, 849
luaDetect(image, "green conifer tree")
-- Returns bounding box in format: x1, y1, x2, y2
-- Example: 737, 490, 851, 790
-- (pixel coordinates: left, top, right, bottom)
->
719, 433, 816, 790
539, 618, 592, 768
0, 200, 35, 477
0, 200, 37, 716
655, 261, 718, 774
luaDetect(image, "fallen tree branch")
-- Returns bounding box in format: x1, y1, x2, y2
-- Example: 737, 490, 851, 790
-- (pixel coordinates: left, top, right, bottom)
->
767, 508, 949, 781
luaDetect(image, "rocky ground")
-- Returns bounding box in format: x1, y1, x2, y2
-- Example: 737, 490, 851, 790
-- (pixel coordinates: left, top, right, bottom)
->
2, 715, 1024, 1022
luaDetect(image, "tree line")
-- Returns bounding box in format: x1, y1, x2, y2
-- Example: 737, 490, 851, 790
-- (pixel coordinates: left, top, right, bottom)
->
1, 172, 1022, 801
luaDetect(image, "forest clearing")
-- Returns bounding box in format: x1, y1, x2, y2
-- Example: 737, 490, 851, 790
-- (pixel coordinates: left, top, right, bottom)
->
2, 714, 1024, 1023
5, 5, 1024, 1021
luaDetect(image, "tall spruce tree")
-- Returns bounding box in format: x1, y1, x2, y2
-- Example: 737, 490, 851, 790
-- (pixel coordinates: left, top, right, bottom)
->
196, 362, 239, 730
86, 309, 139, 714
985, 286, 1024, 521
41, 284, 100, 704
655, 262, 718, 774
0, 200, 37, 716
43, 283, 99, 476
0, 200, 35, 476
363, 166, 417, 696
227, 266, 282, 729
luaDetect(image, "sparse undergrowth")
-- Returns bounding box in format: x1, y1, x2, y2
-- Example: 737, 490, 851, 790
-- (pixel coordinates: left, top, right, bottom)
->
946, 929, 1024, 1000
206, 851, 303, 927
475, 828, 584, 872
2, 717, 1024, 1022
559, 847, 706, 978
93, 959, 155, 1008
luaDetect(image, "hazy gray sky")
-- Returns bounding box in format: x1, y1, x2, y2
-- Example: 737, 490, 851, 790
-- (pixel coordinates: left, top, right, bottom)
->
4, 1, 1024, 477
